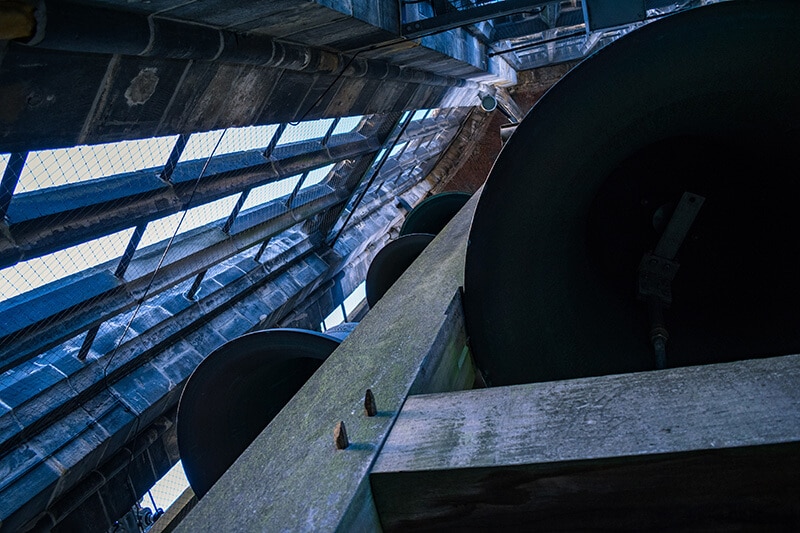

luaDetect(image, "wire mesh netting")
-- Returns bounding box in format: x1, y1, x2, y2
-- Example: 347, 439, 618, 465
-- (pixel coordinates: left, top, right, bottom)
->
137, 195, 241, 249
179, 124, 280, 162
0, 109, 443, 356
146, 460, 191, 512
1, 116, 370, 314
16, 136, 179, 192
332, 116, 363, 134
0, 111, 378, 384
304, 164, 336, 188
240, 175, 301, 212
0, 227, 134, 301
320, 111, 412, 242
277, 118, 335, 146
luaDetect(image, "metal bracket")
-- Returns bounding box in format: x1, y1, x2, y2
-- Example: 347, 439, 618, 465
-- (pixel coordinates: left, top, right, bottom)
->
637, 192, 705, 307
654, 192, 705, 260
637, 191, 705, 368
637, 253, 679, 306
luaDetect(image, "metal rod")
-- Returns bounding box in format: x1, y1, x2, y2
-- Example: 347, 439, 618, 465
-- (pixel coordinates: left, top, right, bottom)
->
487, 28, 585, 57
254, 237, 271, 262
328, 113, 415, 246
322, 118, 340, 147
264, 124, 287, 158
648, 299, 669, 370
285, 172, 309, 209
654, 192, 705, 260
186, 270, 207, 300
222, 190, 251, 234
115, 223, 147, 278
0, 152, 27, 221
77, 325, 99, 361
160, 134, 190, 182
653, 337, 667, 370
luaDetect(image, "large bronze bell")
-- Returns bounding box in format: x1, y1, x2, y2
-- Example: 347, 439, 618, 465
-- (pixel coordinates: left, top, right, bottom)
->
465, 1, 800, 386
177, 327, 352, 498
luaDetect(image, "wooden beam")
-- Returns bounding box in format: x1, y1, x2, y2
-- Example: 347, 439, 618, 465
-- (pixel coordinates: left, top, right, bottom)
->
175, 191, 479, 532
371, 355, 800, 530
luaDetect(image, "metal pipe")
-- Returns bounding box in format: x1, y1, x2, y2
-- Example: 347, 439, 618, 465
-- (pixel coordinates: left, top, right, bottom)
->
322, 118, 340, 147
185, 270, 207, 301
264, 124, 287, 159
25, 2, 478, 89
222, 190, 251, 234
285, 172, 309, 210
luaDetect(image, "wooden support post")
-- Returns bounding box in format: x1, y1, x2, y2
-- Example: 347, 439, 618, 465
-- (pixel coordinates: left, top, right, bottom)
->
371, 354, 800, 531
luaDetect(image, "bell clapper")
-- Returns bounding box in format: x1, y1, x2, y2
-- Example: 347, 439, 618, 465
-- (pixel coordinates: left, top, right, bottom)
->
637, 192, 705, 370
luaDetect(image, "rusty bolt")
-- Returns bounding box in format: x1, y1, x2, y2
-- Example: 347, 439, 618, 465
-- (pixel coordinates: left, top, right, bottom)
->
364, 389, 377, 417
334, 421, 349, 450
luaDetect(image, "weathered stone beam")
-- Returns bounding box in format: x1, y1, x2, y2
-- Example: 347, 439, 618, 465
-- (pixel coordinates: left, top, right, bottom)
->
176, 191, 481, 532
371, 355, 800, 530
0, 5, 482, 154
